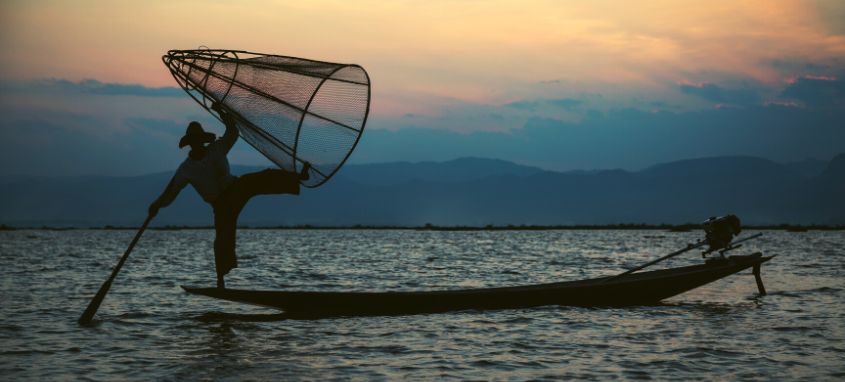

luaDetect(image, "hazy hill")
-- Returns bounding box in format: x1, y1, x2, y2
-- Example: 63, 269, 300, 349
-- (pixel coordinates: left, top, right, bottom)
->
783, 158, 828, 178
336, 157, 543, 186
0, 155, 842, 227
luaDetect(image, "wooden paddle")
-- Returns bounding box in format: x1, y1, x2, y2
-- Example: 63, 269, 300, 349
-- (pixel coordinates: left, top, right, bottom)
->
78, 214, 153, 324
601, 240, 707, 283
601, 232, 764, 283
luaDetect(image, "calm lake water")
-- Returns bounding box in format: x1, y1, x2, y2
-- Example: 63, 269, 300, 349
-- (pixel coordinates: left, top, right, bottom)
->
1, 229, 843, 380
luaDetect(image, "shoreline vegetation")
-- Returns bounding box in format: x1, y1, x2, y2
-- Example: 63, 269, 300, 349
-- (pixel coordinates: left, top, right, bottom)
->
0, 223, 841, 232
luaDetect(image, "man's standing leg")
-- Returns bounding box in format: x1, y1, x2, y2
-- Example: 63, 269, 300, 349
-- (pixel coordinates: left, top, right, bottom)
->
211, 165, 307, 288
213, 201, 238, 288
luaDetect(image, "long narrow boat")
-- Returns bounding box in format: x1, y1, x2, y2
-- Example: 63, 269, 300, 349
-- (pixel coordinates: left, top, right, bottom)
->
183, 252, 772, 318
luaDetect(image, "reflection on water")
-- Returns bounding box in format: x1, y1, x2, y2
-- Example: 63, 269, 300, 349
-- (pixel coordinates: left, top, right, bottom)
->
1, 229, 844, 380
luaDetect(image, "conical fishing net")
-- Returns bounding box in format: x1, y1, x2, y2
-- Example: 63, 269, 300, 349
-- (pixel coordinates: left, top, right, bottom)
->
163, 49, 370, 188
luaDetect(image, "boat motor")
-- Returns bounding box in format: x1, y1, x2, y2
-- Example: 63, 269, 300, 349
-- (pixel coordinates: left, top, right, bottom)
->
702, 214, 742, 256
602, 214, 764, 284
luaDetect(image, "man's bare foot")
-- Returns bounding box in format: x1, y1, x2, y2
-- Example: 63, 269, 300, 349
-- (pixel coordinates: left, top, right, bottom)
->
300, 162, 311, 181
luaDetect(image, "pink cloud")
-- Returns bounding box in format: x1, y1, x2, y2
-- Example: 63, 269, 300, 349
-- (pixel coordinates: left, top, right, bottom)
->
676, 79, 707, 88
764, 100, 802, 108
713, 103, 744, 110
785, 74, 838, 84
803, 75, 838, 81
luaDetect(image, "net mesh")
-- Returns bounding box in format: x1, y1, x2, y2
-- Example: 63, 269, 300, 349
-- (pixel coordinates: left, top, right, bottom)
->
162, 49, 370, 188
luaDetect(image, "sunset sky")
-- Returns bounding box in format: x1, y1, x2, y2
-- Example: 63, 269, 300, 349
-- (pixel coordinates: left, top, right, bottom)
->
1, 0, 844, 175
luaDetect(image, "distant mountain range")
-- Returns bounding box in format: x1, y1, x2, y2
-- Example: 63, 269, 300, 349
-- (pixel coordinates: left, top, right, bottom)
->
1, 155, 843, 227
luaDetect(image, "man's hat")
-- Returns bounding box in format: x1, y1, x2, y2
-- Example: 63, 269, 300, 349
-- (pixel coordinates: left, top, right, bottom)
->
178, 121, 216, 148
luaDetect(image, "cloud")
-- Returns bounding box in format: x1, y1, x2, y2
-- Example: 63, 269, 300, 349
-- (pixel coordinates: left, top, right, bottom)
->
2, 76, 844, 176
781, 75, 845, 108
547, 99, 583, 109
0, 79, 270, 176
1, 78, 184, 97
504, 100, 538, 111
0, 106, 271, 177
0, 108, 188, 176
353, 105, 845, 171
678, 82, 761, 106
811, 0, 845, 34
506, 98, 584, 111
770, 59, 836, 73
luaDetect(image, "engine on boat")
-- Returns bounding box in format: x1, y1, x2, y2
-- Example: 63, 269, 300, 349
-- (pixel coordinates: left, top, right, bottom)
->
703, 214, 741, 254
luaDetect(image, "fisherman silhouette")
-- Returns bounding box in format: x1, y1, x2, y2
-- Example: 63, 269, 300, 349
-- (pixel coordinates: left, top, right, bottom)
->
149, 103, 309, 289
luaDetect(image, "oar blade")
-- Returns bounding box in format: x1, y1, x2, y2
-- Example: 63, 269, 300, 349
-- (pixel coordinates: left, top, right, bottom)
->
78, 215, 152, 325
78, 279, 113, 324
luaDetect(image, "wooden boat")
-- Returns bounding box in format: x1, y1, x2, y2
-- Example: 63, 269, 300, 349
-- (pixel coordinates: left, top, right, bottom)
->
183, 252, 772, 318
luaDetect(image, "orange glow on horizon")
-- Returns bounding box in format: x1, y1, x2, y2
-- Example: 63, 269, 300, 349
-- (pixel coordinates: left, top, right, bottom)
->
2, 0, 843, 117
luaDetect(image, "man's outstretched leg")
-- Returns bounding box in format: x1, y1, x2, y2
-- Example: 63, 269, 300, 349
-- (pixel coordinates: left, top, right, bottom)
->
236, 166, 308, 199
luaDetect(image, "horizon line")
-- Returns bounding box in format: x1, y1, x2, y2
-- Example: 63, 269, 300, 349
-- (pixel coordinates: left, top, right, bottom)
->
2, 223, 842, 231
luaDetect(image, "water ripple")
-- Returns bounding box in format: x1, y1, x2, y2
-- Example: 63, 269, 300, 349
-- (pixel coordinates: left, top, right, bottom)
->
0, 229, 843, 380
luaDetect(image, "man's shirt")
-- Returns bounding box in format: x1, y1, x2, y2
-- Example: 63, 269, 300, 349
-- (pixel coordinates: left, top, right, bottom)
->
159, 124, 237, 205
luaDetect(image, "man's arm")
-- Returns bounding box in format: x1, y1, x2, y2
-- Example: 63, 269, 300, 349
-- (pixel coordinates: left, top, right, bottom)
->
212, 103, 238, 153
148, 172, 188, 217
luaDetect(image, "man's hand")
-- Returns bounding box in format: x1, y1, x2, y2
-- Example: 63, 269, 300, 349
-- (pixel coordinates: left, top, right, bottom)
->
299, 161, 311, 181
211, 101, 224, 114
212, 102, 236, 126
148, 201, 160, 218
211, 102, 230, 117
